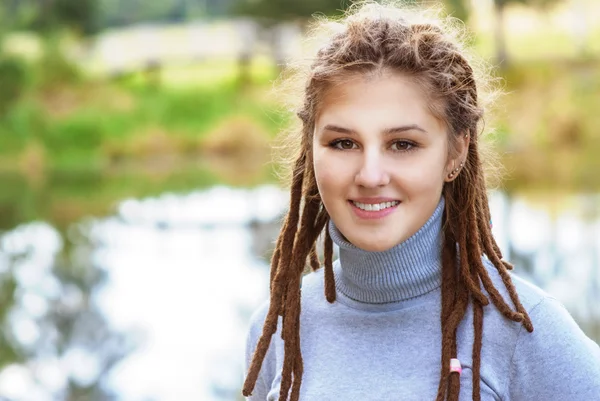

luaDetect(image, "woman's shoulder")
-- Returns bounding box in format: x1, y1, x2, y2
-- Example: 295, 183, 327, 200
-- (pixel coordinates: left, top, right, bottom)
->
482, 257, 550, 313
504, 287, 600, 399
478, 258, 600, 400
477, 257, 598, 357
481, 258, 599, 345
246, 299, 271, 336
246, 267, 327, 334
243, 268, 329, 398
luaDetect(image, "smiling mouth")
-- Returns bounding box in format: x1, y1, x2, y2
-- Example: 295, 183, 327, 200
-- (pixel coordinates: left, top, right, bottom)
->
350, 200, 400, 212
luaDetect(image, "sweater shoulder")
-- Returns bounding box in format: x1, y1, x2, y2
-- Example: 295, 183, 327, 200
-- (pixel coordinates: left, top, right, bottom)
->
505, 296, 600, 399
245, 267, 326, 361
301, 267, 326, 295
482, 258, 549, 313
244, 299, 280, 401
243, 269, 326, 400
246, 267, 325, 328
480, 259, 600, 399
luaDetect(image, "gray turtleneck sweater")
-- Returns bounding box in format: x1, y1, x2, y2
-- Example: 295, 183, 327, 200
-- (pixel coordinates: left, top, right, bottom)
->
244, 198, 600, 400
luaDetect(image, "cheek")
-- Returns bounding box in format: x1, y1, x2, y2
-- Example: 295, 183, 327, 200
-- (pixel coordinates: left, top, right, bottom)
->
313, 151, 346, 205
314, 157, 335, 194
399, 151, 448, 192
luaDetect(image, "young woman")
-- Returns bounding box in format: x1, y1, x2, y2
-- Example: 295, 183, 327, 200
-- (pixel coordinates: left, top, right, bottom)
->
243, 2, 600, 400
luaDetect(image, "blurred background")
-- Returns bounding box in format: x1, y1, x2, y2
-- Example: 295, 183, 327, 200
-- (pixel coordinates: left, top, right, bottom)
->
0, 0, 598, 400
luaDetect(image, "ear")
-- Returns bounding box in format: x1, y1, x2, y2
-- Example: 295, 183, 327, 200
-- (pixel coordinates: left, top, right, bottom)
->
444, 132, 470, 182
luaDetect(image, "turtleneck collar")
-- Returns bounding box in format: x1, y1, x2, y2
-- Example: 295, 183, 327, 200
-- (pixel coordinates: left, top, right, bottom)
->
328, 196, 444, 309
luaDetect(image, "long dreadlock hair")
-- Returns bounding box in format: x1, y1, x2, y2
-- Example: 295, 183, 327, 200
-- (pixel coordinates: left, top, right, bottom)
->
243, 2, 534, 400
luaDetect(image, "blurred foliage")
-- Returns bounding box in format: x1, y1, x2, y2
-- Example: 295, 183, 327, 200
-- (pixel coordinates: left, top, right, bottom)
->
98, 0, 237, 26
0, 36, 283, 229
2, 0, 99, 35
232, 0, 349, 22
232, 0, 425, 23
0, 56, 28, 117
36, 40, 82, 90
99, 0, 188, 26
490, 0, 564, 64
498, 60, 600, 192
493, 0, 561, 7
0, 274, 21, 368
0, 0, 597, 227
0, 0, 236, 34
444, 0, 470, 22
0, 34, 598, 227
0, 51, 282, 171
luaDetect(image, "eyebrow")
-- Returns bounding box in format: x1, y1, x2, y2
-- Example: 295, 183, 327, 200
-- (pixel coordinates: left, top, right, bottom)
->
321, 124, 428, 135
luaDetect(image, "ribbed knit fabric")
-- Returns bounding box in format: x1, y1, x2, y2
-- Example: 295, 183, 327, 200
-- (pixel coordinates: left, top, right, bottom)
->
244, 196, 600, 401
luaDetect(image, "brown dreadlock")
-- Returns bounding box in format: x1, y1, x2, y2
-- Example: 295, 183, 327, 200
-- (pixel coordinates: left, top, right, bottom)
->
243, 2, 533, 400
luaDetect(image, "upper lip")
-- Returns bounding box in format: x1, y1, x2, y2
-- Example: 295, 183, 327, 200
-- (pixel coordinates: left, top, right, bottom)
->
350, 197, 400, 204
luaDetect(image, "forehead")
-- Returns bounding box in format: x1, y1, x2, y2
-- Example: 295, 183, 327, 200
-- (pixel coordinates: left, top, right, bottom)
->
316, 72, 446, 135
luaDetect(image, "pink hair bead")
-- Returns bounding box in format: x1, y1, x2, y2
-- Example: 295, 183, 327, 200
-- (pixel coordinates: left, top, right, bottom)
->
450, 358, 462, 375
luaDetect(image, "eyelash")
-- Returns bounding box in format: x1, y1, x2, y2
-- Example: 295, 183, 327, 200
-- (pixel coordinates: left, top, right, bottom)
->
328, 139, 419, 153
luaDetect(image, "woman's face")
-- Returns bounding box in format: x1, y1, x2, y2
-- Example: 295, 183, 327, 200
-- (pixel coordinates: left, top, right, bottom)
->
313, 72, 460, 252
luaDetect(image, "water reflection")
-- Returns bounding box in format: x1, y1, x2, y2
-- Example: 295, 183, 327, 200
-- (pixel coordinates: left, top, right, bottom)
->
0, 222, 133, 400
0, 187, 598, 400
92, 185, 286, 400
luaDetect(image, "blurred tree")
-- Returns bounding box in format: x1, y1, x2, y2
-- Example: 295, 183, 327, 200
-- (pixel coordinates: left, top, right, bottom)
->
25, 0, 101, 36
443, 0, 470, 23
0, 0, 27, 32
0, 0, 99, 35
99, 0, 218, 27
0, 57, 28, 117
232, 0, 350, 84
54, 0, 99, 35
492, 0, 563, 66
232, 0, 346, 22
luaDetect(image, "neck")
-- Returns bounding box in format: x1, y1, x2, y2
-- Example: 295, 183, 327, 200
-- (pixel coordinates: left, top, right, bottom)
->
329, 197, 444, 307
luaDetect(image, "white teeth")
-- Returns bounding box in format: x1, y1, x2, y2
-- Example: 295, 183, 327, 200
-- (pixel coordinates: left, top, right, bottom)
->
352, 200, 399, 211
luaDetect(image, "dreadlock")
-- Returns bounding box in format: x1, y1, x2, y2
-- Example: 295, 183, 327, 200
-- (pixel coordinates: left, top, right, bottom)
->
243, 2, 533, 400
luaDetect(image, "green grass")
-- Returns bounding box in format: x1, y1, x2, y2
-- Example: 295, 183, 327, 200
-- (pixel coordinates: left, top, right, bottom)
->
0, 57, 287, 174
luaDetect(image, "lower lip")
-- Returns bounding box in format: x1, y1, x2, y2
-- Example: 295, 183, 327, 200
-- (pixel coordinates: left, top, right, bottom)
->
349, 201, 400, 220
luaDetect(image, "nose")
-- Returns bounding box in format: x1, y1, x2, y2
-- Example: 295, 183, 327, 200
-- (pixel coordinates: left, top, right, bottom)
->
354, 150, 390, 188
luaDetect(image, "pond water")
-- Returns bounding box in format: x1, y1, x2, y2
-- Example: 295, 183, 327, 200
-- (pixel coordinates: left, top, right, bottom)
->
0, 185, 598, 400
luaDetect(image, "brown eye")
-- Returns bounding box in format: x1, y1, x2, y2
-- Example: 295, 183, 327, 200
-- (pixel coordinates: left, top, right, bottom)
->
333, 139, 356, 150
391, 141, 415, 152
